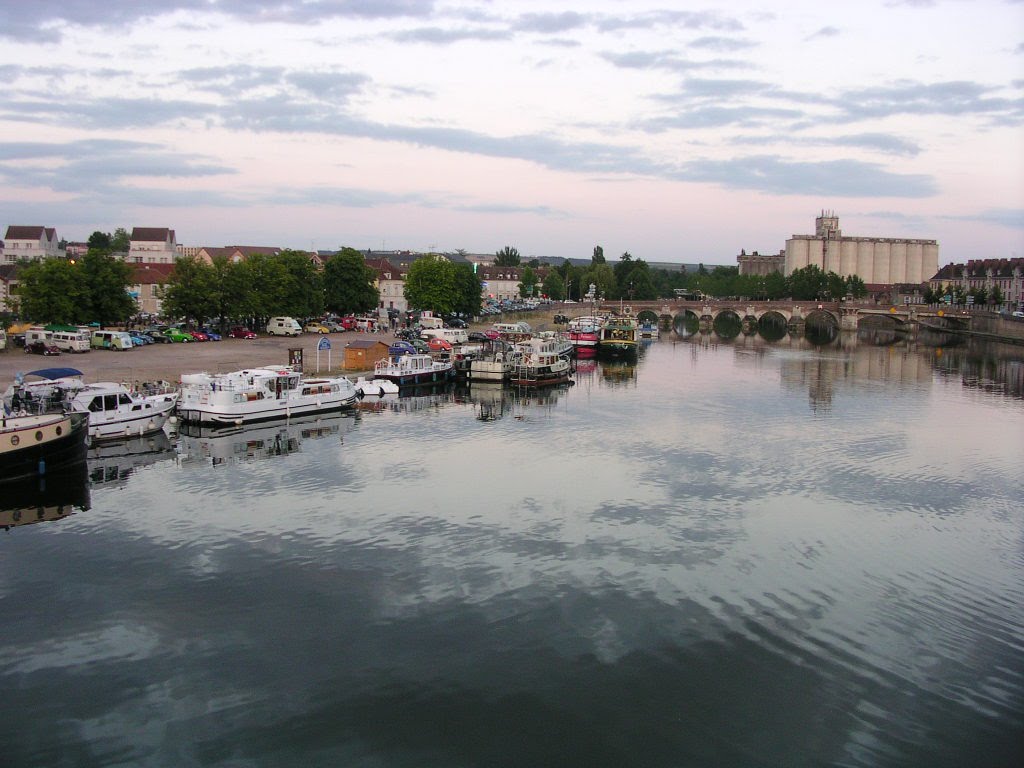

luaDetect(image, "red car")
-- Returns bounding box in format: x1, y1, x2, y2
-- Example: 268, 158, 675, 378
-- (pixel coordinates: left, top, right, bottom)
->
187, 330, 209, 342
339, 316, 358, 330
229, 327, 257, 339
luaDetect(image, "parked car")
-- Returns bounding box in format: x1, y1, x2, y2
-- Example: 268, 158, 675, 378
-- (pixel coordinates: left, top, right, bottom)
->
163, 328, 193, 343
186, 330, 209, 342
148, 331, 172, 344
305, 322, 330, 334
339, 316, 358, 330
322, 321, 345, 333
25, 340, 60, 356
229, 326, 257, 339
129, 332, 153, 345
409, 338, 431, 353
198, 327, 222, 341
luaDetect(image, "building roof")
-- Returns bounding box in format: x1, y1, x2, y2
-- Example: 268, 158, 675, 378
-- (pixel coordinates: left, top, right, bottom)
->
131, 227, 175, 242
129, 263, 176, 284
4, 225, 49, 240
345, 339, 389, 350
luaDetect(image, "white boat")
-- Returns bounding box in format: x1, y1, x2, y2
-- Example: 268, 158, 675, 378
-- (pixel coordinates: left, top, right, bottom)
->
509, 337, 573, 387
638, 319, 660, 338
536, 330, 574, 358
3, 367, 86, 414
354, 377, 400, 397
178, 365, 358, 426
373, 353, 454, 387
68, 381, 179, 441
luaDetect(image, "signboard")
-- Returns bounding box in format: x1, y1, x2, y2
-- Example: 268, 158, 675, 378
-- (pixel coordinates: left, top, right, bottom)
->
966, 295, 975, 305
317, 337, 331, 351
288, 348, 303, 372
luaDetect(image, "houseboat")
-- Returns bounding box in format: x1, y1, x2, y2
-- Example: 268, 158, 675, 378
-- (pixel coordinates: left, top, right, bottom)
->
67, 381, 179, 440
598, 314, 639, 356
1, 410, 89, 483
372, 353, 455, 387
178, 365, 358, 426
509, 337, 573, 387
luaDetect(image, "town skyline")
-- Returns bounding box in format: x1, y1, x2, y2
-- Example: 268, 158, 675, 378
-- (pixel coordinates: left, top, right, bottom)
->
1, 1, 1021, 266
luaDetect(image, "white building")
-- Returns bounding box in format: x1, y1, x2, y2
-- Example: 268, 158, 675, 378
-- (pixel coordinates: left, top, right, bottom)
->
2, 225, 64, 263
785, 212, 938, 285
128, 227, 177, 264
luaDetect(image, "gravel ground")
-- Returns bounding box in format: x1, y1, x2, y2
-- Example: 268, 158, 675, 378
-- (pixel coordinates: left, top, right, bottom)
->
1, 310, 563, 385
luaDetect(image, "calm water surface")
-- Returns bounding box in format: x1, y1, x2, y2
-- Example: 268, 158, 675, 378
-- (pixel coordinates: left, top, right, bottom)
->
2, 333, 1023, 767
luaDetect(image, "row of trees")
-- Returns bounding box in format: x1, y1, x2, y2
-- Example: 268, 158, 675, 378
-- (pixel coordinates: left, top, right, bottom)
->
15, 252, 136, 326
923, 283, 1004, 306
162, 248, 378, 326
498, 245, 868, 303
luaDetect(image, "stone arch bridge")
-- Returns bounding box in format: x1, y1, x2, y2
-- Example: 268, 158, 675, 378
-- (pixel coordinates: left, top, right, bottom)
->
597, 300, 972, 333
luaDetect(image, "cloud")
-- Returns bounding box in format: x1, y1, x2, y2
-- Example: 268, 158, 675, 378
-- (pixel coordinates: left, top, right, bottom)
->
831, 80, 1024, 123
513, 12, 591, 34
0, 0, 437, 39
390, 27, 512, 45
735, 132, 922, 157
0, 139, 233, 192
806, 26, 841, 41
594, 10, 744, 33
672, 155, 937, 197
598, 51, 750, 72
942, 208, 1024, 230
688, 36, 757, 52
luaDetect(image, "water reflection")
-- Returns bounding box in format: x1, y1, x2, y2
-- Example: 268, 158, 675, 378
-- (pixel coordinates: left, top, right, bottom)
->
1, 462, 90, 531
87, 431, 176, 488
177, 411, 356, 466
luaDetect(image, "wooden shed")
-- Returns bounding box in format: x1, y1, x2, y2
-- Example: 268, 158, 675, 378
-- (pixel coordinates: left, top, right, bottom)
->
343, 339, 390, 371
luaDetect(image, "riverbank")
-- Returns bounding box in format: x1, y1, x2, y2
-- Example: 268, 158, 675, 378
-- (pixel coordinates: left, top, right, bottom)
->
0, 309, 565, 385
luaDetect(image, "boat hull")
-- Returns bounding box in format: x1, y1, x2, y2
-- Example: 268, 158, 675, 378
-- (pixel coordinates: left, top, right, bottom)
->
0, 411, 89, 483
179, 392, 357, 426
373, 369, 455, 387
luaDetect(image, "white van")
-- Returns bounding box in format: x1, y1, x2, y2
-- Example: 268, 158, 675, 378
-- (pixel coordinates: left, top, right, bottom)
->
420, 327, 469, 345
45, 326, 91, 353
91, 330, 134, 351
267, 316, 302, 337
418, 312, 444, 329
25, 327, 54, 346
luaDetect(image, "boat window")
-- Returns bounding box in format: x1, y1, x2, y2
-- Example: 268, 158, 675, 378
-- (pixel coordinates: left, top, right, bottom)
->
89, 397, 104, 412
119, 393, 132, 405
104, 395, 118, 411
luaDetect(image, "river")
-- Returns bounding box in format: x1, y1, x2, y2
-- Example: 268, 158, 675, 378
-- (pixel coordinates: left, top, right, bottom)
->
2, 331, 1022, 767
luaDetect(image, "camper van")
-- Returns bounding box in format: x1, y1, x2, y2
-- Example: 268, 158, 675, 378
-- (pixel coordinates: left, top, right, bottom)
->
266, 316, 302, 337
420, 327, 469, 345
91, 330, 134, 351
418, 312, 444, 329
46, 325, 91, 353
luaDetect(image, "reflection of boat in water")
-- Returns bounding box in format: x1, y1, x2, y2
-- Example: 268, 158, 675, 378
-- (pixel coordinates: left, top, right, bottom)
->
177, 411, 355, 466
87, 431, 176, 488
1, 461, 90, 530
466, 382, 510, 421
601, 360, 637, 386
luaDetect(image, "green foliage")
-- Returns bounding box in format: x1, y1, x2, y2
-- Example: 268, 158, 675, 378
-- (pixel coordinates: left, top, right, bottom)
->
583, 263, 616, 300
493, 246, 521, 267
81, 253, 136, 325
87, 231, 111, 252
990, 285, 1004, 306
592, 245, 605, 264
16, 259, 89, 323
787, 265, 830, 300
161, 255, 218, 324
324, 247, 377, 315
518, 266, 538, 297
405, 257, 459, 314
542, 271, 565, 300
452, 264, 483, 317
110, 227, 131, 253
846, 275, 867, 299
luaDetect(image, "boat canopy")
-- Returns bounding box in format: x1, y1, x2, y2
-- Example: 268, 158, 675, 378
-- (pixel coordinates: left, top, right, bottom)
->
22, 367, 85, 380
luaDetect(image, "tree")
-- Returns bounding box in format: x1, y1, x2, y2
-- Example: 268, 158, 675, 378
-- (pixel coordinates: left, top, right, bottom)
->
162, 255, 218, 325
80, 252, 135, 325
110, 227, 131, 253
826, 272, 847, 300
452, 263, 483, 317
990, 285, 1004, 307
494, 246, 521, 267
274, 249, 323, 320
526, 258, 541, 269
592, 245, 605, 264
15, 258, 88, 323
518, 266, 538, 298
324, 247, 378, 314
405, 256, 458, 314
845, 275, 867, 299
542, 271, 565, 300
788, 265, 829, 300
583, 262, 616, 301
87, 231, 112, 252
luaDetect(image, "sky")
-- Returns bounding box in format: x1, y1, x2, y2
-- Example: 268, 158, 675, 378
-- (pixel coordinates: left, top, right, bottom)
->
0, 0, 1022, 267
